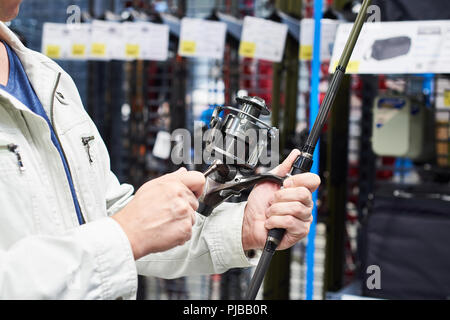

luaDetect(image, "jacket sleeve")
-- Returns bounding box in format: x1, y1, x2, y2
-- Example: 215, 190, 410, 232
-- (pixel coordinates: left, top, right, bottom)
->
98, 135, 254, 277
104, 167, 254, 278
136, 202, 254, 279
0, 217, 138, 300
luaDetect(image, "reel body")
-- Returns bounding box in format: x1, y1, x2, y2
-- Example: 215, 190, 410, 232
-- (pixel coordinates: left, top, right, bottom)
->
198, 96, 283, 217
205, 96, 277, 173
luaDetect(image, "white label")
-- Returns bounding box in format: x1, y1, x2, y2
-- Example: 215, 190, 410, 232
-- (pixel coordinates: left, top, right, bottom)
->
139, 22, 170, 61
90, 20, 123, 60
179, 18, 227, 60
330, 20, 450, 74
299, 19, 340, 62
67, 23, 91, 60
42, 23, 71, 60
239, 16, 288, 63
153, 131, 172, 160
121, 22, 169, 61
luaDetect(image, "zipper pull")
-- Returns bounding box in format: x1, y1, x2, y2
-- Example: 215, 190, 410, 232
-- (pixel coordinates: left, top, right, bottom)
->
7, 144, 26, 172
82, 136, 95, 164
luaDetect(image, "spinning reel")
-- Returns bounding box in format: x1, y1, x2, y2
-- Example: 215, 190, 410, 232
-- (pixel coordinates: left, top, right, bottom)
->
198, 96, 285, 217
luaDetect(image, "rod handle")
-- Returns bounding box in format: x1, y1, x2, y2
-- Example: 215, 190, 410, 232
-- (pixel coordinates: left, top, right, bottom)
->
267, 228, 286, 251
266, 155, 312, 250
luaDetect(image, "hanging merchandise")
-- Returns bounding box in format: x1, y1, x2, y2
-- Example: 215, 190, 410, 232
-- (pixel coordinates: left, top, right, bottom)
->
330, 20, 450, 74
41, 21, 170, 61
239, 16, 288, 63
178, 18, 227, 60
371, 96, 433, 160
123, 22, 170, 61
436, 77, 450, 167
90, 20, 123, 60
41, 23, 72, 60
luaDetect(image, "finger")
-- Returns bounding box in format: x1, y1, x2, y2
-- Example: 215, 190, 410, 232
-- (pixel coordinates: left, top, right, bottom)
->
270, 149, 301, 177
266, 201, 312, 222
177, 171, 206, 198
160, 167, 188, 181
265, 215, 311, 239
191, 211, 196, 226
183, 190, 200, 212
283, 173, 321, 193
270, 187, 313, 207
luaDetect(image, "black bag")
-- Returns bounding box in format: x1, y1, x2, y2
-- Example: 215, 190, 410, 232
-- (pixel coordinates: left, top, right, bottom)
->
362, 195, 450, 299
369, 37, 411, 61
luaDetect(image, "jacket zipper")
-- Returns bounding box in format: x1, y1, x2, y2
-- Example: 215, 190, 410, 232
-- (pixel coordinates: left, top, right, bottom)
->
50, 73, 86, 225
0, 143, 26, 172
82, 136, 95, 164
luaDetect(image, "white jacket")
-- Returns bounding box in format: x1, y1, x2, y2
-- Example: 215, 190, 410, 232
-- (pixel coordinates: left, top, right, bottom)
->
0, 22, 251, 300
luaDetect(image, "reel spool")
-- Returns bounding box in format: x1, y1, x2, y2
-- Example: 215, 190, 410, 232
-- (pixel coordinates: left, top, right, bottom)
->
204, 96, 278, 180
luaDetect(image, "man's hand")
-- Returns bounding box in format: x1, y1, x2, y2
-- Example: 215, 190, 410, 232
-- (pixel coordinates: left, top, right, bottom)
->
242, 150, 321, 251
112, 168, 205, 260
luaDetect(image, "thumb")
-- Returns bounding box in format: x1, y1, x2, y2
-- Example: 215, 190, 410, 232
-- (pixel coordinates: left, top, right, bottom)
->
270, 149, 301, 177
166, 167, 188, 178
169, 168, 205, 198
178, 171, 206, 198
160, 167, 187, 182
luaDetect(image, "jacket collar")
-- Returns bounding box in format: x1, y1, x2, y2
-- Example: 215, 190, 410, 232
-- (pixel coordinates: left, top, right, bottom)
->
0, 22, 60, 117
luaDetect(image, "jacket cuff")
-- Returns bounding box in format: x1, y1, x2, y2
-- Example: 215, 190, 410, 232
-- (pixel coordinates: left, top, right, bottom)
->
208, 202, 253, 272
79, 217, 138, 300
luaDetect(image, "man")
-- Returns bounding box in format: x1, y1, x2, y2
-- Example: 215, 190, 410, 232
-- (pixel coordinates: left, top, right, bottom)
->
0, 0, 320, 299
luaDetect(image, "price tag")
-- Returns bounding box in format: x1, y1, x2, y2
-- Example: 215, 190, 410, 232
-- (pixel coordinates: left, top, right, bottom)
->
239, 41, 256, 58
333, 60, 360, 73
42, 23, 71, 60
71, 44, 86, 57
299, 19, 340, 62
67, 23, 91, 60
139, 22, 169, 61
239, 16, 288, 63
46, 45, 61, 59
90, 20, 123, 60
178, 18, 227, 59
125, 44, 140, 58
330, 20, 450, 74
444, 90, 450, 107
121, 22, 169, 61
299, 45, 313, 61
91, 43, 106, 57
180, 40, 197, 55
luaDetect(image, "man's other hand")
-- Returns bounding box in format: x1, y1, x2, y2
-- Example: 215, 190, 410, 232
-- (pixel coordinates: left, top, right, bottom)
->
113, 168, 205, 260
242, 150, 321, 251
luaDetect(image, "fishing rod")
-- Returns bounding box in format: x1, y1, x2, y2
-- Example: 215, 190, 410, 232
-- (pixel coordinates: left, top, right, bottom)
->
245, 0, 373, 300
196, 0, 372, 300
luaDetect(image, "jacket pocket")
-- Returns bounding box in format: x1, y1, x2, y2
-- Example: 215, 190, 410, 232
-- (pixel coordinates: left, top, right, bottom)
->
81, 136, 96, 164
0, 137, 35, 246
0, 143, 26, 173
59, 121, 107, 221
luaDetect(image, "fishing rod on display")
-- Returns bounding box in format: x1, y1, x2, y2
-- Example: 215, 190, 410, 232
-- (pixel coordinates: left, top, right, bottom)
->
196, 0, 373, 300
